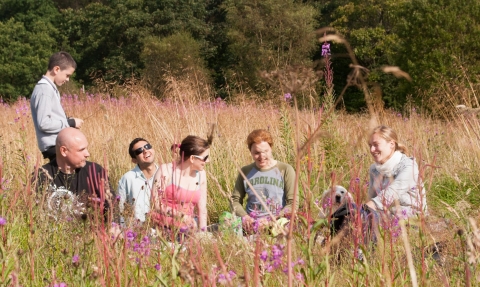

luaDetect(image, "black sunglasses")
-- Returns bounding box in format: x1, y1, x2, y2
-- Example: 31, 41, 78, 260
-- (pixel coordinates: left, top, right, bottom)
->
133, 143, 152, 156
192, 155, 209, 162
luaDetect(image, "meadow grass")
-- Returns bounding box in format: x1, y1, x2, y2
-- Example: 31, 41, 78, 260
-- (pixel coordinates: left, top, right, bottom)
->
1, 77, 480, 286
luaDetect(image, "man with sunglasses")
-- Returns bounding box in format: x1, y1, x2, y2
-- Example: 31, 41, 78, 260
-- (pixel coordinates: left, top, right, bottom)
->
118, 138, 158, 224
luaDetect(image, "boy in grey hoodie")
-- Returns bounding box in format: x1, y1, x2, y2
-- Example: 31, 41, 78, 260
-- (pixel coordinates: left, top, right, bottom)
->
30, 51, 84, 161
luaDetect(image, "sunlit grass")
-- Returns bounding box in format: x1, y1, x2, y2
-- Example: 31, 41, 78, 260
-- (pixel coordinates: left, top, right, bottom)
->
0, 77, 480, 285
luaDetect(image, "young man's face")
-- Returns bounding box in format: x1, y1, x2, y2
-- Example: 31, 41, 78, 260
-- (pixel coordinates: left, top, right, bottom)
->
52, 66, 75, 86
250, 141, 273, 169
132, 141, 156, 167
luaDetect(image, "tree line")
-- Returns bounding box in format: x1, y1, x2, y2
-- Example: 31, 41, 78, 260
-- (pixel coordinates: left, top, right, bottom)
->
1, 0, 479, 111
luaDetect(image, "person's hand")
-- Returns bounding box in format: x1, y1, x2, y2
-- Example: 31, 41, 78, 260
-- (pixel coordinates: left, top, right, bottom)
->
182, 215, 198, 231
365, 201, 377, 210
109, 224, 123, 240
73, 118, 84, 129
242, 215, 255, 232
257, 217, 271, 230
242, 215, 272, 233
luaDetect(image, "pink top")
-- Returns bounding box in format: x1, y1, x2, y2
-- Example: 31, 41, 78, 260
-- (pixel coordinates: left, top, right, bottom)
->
162, 183, 201, 216
155, 172, 201, 228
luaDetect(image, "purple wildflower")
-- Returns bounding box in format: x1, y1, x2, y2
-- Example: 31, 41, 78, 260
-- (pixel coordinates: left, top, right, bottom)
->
265, 263, 274, 273
72, 255, 80, 264
321, 43, 331, 57
323, 197, 332, 209
125, 230, 137, 241
0, 217, 6, 226
218, 273, 230, 285
252, 220, 259, 233
271, 245, 283, 260
155, 264, 161, 271
260, 250, 268, 261
284, 93, 292, 101
133, 243, 141, 253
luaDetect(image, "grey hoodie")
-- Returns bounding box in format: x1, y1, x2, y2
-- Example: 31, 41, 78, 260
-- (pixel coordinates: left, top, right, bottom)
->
368, 153, 427, 216
30, 76, 74, 151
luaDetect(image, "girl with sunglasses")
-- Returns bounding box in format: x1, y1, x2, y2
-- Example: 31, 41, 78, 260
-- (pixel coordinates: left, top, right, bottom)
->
153, 135, 212, 233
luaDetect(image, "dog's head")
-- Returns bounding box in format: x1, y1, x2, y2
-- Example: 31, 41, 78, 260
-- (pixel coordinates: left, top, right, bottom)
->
323, 185, 352, 205
318, 185, 353, 218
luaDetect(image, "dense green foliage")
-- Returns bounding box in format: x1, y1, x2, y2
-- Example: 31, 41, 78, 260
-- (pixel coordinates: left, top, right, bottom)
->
0, 0, 479, 110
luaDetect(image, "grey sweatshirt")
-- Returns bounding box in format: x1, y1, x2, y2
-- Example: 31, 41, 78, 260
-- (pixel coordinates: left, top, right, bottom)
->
231, 161, 298, 218
368, 153, 427, 216
30, 76, 74, 151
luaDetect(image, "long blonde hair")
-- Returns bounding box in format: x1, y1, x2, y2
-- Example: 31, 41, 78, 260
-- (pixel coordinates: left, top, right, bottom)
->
370, 125, 408, 154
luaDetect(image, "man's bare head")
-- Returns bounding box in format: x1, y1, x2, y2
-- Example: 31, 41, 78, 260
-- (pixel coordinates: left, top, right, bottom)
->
56, 127, 90, 171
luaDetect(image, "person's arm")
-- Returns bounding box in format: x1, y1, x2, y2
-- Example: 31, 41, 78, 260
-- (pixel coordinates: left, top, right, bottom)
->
152, 163, 174, 213
197, 170, 208, 230
370, 159, 417, 210
281, 163, 297, 215
32, 91, 69, 133
117, 176, 127, 225
68, 118, 84, 128
365, 167, 378, 210
231, 172, 248, 218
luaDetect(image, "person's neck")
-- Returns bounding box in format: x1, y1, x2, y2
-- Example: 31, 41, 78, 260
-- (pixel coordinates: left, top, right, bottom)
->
139, 163, 157, 179
56, 159, 75, 174
177, 160, 197, 177
43, 72, 56, 87
380, 151, 395, 165
257, 159, 277, 170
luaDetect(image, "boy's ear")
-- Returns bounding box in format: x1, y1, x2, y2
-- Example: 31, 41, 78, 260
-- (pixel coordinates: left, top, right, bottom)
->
52, 66, 61, 75
131, 157, 138, 164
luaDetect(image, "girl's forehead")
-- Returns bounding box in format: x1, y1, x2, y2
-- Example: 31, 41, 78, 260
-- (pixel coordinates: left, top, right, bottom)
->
369, 133, 386, 143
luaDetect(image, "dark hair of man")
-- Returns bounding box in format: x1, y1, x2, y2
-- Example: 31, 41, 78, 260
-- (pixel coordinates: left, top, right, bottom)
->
48, 51, 77, 71
128, 137, 149, 159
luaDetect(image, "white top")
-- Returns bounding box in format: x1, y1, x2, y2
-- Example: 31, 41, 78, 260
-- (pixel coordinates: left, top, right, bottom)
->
368, 152, 427, 217
118, 164, 158, 222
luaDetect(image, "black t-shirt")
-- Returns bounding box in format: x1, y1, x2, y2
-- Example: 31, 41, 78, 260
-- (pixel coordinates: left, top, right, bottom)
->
37, 160, 114, 211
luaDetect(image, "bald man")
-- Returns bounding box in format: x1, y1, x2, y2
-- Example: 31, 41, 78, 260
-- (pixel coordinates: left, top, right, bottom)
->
36, 128, 113, 216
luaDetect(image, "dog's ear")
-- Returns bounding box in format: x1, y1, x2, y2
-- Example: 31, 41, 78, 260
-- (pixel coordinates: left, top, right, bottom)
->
345, 191, 354, 202
320, 189, 335, 209
341, 190, 354, 204
319, 189, 333, 219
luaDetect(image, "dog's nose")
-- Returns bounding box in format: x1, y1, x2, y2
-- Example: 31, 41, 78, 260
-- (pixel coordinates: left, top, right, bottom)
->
335, 195, 342, 203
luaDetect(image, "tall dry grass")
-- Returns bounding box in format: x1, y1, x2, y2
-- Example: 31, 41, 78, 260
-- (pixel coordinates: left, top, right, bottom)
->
1, 74, 480, 285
